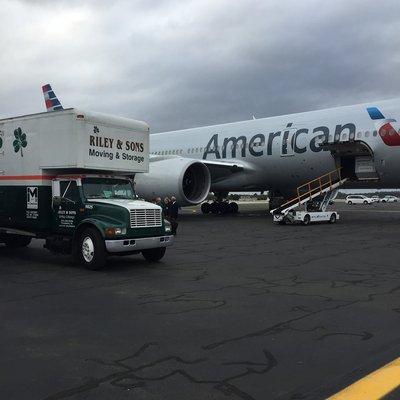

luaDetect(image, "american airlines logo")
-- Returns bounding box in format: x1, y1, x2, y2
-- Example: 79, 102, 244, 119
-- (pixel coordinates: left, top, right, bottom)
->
202, 122, 357, 159
367, 107, 400, 146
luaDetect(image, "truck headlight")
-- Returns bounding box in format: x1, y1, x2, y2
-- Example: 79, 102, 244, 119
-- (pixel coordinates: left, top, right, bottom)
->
105, 227, 126, 237
164, 221, 172, 233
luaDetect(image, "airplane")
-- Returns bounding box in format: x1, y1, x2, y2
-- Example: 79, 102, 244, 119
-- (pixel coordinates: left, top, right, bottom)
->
41, 84, 400, 214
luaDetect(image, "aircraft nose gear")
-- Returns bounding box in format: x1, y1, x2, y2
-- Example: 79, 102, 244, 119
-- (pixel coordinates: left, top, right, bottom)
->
201, 201, 239, 214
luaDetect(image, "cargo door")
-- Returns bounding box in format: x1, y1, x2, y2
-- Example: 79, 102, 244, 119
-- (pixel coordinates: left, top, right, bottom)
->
354, 156, 378, 180
322, 141, 379, 181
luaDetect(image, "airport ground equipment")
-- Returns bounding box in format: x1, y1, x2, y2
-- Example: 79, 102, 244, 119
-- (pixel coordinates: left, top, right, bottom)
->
271, 168, 346, 225
0, 109, 173, 269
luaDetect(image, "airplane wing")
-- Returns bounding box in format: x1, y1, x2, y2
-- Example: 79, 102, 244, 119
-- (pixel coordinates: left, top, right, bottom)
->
42, 84, 63, 111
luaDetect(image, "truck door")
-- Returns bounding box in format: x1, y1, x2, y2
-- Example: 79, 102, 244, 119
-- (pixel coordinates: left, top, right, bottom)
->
280, 127, 296, 157
52, 180, 82, 233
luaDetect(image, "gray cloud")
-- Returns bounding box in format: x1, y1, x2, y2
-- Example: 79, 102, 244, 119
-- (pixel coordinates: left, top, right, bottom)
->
1, 0, 400, 132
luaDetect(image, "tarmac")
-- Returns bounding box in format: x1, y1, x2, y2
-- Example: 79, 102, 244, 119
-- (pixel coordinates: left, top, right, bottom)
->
1, 201, 400, 399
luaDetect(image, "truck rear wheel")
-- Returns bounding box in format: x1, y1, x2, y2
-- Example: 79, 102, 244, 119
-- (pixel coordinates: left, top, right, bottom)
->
142, 247, 166, 262
3, 235, 31, 248
76, 227, 106, 270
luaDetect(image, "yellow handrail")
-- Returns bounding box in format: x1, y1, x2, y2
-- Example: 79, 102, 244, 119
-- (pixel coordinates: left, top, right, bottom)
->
278, 167, 342, 211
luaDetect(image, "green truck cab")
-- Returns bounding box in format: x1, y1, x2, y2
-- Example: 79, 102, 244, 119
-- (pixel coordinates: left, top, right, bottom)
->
0, 109, 173, 269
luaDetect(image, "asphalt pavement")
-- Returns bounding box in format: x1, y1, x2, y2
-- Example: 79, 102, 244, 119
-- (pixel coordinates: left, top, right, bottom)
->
1, 201, 400, 399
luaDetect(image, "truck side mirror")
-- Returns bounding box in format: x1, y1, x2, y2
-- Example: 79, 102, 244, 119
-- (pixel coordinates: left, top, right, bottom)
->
52, 196, 62, 207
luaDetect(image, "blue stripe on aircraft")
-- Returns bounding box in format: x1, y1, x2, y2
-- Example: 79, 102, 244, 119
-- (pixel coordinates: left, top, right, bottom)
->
367, 107, 385, 120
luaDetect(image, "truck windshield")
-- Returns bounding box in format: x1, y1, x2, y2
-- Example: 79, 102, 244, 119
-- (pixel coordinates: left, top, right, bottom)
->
82, 178, 136, 200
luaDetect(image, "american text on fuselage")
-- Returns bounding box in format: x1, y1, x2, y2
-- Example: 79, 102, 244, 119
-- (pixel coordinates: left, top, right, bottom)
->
202, 122, 357, 159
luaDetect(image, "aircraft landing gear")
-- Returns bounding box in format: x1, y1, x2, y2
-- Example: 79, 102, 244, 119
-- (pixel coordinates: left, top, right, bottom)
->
201, 192, 239, 215
201, 201, 239, 214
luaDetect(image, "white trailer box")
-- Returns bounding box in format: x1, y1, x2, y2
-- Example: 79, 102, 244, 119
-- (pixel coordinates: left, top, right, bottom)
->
0, 108, 149, 177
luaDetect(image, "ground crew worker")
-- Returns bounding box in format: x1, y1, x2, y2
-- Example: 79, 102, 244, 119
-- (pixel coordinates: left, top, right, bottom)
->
155, 197, 162, 207
169, 196, 179, 235
163, 197, 171, 219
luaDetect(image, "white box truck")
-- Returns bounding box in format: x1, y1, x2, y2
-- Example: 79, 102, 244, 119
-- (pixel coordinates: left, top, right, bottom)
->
0, 108, 173, 269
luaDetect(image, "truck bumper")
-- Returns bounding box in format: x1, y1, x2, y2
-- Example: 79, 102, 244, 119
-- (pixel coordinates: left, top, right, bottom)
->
105, 235, 174, 254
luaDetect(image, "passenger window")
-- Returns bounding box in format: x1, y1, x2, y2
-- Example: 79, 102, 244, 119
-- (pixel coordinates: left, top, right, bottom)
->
373, 130, 378, 137
365, 131, 370, 137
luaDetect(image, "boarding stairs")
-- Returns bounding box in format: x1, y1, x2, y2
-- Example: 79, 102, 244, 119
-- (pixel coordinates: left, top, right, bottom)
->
270, 168, 347, 217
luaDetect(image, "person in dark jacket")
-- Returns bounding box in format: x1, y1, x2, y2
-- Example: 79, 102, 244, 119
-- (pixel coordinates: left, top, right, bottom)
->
169, 196, 179, 235
163, 197, 171, 219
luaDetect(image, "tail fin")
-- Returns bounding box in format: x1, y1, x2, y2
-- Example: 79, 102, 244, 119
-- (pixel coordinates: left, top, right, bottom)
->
42, 84, 63, 112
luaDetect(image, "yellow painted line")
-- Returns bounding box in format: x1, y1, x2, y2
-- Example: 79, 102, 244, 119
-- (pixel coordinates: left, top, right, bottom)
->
328, 357, 400, 400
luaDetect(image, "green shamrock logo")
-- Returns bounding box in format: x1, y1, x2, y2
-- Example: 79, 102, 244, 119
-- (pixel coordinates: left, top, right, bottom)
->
13, 127, 27, 157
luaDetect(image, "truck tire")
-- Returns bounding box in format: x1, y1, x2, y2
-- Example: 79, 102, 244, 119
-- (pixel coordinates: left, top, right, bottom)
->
142, 247, 166, 262
3, 235, 31, 248
302, 214, 311, 226
363, 200, 368, 204
348, 201, 352, 205
76, 227, 106, 270
329, 213, 337, 223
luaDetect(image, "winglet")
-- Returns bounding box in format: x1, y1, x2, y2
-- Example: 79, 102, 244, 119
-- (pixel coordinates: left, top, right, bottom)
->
42, 84, 63, 112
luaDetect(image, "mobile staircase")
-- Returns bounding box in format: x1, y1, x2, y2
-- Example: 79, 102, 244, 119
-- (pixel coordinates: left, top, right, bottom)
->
271, 168, 347, 225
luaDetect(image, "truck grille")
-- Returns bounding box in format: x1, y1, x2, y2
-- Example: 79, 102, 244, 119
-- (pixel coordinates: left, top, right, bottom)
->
130, 209, 162, 228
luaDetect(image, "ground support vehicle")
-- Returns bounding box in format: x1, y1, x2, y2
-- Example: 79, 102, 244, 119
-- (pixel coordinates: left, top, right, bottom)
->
271, 169, 344, 226
0, 109, 173, 269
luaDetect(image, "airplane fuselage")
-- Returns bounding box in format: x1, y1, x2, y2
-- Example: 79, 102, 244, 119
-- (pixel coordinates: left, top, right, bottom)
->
150, 98, 400, 195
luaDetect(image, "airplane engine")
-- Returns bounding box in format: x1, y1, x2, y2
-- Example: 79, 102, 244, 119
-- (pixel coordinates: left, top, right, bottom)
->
134, 158, 211, 206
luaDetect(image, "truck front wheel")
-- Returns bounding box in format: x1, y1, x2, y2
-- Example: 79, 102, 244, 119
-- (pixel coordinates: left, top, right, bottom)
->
142, 247, 166, 262
75, 227, 107, 270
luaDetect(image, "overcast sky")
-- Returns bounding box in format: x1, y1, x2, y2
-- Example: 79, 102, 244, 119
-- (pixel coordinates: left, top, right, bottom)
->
1, 0, 400, 132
